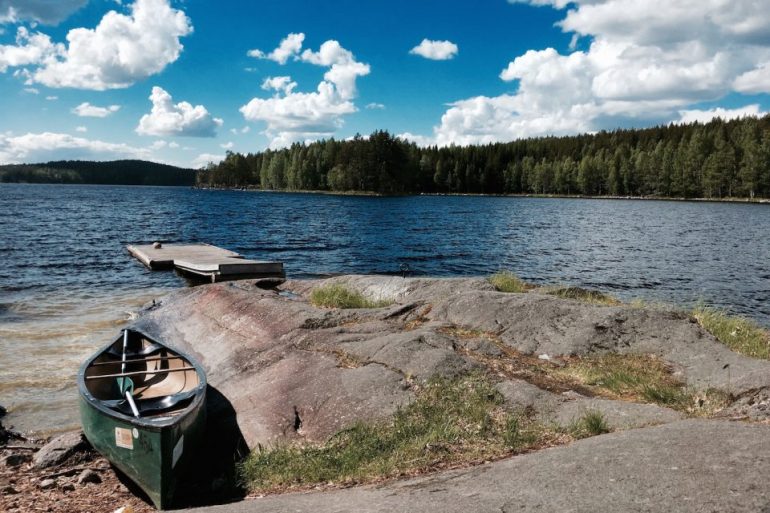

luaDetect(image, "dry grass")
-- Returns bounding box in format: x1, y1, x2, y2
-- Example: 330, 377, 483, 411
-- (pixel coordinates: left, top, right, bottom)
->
537, 286, 620, 306
692, 306, 770, 360
488, 271, 531, 293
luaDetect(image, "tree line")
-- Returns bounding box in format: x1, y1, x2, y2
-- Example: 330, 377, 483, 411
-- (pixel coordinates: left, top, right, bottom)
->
197, 115, 770, 199
0, 160, 195, 186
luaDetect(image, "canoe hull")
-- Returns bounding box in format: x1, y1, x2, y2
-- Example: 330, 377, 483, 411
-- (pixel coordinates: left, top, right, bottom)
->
79, 389, 206, 509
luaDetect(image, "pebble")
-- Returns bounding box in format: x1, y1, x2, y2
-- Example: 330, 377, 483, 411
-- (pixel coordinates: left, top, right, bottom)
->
38, 478, 56, 490
4, 453, 32, 467
77, 469, 102, 485
61, 483, 76, 492
1, 484, 19, 495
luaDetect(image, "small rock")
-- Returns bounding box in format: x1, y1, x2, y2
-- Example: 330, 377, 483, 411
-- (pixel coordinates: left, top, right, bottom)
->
114, 506, 135, 513
153, 241, 162, 249
3, 452, 32, 467
1, 485, 19, 495
61, 482, 76, 492
538, 354, 551, 361
39, 478, 56, 490
33, 431, 90, 469
77, 469, 102, 485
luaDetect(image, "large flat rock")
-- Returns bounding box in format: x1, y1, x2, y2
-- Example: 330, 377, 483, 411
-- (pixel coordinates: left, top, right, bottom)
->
133, 275, 770, 450
182, 419, 770, 513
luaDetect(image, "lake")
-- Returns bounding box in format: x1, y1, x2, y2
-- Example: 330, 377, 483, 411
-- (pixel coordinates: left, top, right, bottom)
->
1, 183, 769, 435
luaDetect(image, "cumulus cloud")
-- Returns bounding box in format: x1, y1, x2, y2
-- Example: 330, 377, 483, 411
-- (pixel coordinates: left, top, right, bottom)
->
409, 39, 459, 60
0, 27, 60, 73
0, 131, 149, 163
0, 0, 192, 90
676, 104, 766, 124
75, 126, 87, 132
0, 0, 87, 25
191, 152, 224, 168
248, 33, 304, 64
240, 33, 370, 148
72, 102, 120, 117
136, 86, 223, 137
414, 0, 770, 146
261, 76, 297, 95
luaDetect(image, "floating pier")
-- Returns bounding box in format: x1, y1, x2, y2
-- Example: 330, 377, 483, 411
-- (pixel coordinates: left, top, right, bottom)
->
127, 243, 284, 283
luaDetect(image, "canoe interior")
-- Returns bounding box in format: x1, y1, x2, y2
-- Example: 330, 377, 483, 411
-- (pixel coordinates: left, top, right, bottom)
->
83, 330, 200, 418
79, 329, 207, 509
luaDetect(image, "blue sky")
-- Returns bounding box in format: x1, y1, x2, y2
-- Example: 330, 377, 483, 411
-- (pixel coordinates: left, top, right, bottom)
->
1, 0, 769, 167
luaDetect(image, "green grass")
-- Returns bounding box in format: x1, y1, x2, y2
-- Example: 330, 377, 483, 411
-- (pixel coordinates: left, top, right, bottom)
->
488, 271, 530, 293
238, 374, 557, 494
549, 353, 731, 415
309, 284, 393, 309
569, 410, 611, 438
692, 306, 770, 360
539, 286, 620, 306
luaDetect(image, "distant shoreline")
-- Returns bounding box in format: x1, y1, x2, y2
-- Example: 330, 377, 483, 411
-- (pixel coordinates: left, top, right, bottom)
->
195, 185, 770, 205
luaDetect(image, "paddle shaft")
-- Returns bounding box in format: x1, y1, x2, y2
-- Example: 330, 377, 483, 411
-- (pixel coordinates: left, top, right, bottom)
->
86, 366, 196, 380
91, 356, 185, 367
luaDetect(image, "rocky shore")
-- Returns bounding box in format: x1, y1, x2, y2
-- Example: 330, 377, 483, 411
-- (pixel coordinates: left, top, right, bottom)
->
3, 275, 769, 512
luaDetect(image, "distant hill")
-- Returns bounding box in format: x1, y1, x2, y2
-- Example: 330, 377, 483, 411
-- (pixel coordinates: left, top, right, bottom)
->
0, 160, 196, 186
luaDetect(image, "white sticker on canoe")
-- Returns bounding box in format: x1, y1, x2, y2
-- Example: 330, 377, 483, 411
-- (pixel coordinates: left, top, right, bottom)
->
172, 435, 184, 468
115, 427, 133, 449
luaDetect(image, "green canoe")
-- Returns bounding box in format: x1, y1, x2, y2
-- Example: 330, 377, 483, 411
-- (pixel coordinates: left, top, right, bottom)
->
78, 328, 207, 509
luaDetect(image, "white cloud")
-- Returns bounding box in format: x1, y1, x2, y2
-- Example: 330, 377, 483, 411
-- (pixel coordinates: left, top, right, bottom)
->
0, 131, 149, 163
75, 125, 87, 132
261, 76, 297, 95
220, 141, 234, 149
191, 152, 224, 168
23, 86, 38, 94
0, 27, 60, 73
45, 95, 57, 100
413, 0, 770, 146
0, 0, 87, 25
0, 0, 192, 90
366, 102, 385, 110
248, 33, 304, 64
240, 33, 370, 148
409, 39, 459, 60
676, 104, 766, 124
136, 86, 223, 137
72, 102, 120, 117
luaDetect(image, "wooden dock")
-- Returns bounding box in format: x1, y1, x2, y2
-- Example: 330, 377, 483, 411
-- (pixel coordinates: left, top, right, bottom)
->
127, 243, 284, 282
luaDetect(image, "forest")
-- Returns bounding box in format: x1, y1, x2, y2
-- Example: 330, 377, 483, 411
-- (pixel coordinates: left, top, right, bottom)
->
196, 115, 770, 199
0, 160, 195, 186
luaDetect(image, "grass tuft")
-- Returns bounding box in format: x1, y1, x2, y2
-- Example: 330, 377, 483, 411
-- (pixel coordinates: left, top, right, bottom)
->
238, 374, 565, 494
540, 286, 620, 306
569, 410, 611, 438
488, 271, 530, 293
310, 284, 393, 309
692, 306, 770, 360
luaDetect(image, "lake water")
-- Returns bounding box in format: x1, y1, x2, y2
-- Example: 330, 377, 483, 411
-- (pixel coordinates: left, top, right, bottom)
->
1, 183, 769, 435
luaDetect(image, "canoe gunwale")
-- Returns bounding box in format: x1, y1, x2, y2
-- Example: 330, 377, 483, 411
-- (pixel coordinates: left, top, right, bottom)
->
77, 328, 207, 432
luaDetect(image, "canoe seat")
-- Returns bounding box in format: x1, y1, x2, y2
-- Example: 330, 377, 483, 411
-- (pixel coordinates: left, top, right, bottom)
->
106, 343, 164, 359
103, 389, 198, 417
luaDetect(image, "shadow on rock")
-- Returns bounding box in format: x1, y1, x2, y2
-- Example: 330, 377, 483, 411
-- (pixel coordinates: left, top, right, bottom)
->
173, 384, 250, 509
